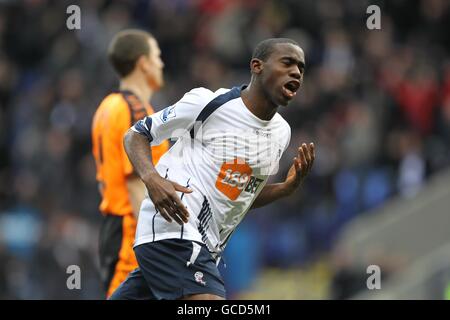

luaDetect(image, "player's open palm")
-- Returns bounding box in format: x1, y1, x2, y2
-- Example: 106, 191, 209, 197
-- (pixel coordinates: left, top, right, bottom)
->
285, 142, 315, 190
144, 174, 192, 225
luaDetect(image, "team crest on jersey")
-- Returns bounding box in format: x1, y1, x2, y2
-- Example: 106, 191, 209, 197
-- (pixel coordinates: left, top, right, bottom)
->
194, 271, 206, 286
160, 105, 176, 123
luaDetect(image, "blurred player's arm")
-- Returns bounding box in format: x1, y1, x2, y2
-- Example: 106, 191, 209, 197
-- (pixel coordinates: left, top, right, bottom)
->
126, 176, 146, 219
251, 143, 315, 209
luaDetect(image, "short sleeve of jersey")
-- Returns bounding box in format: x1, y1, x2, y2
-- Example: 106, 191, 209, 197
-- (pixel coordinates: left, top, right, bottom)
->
132, 87, 214, 145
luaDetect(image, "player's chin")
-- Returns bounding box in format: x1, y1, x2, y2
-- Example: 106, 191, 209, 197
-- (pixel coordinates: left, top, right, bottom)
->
155, 77, 164, 89
277, 93, 292, 106
148, 78, 164, 90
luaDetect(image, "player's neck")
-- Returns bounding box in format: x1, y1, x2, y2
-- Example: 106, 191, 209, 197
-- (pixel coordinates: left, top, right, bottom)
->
120, 74, 153, 104
241, 83, 277, 121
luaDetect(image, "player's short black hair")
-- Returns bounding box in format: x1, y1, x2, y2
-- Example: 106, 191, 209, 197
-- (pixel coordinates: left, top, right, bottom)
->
252, 38, 300, 61
108, 29, 153, 77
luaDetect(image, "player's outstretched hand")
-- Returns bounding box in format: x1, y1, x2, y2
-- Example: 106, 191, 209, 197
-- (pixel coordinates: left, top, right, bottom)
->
284, 142, 315, 192
143, 173, 193, 225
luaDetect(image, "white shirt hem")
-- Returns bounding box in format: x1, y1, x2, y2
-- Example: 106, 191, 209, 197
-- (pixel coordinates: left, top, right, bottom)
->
133, 232, 204, 248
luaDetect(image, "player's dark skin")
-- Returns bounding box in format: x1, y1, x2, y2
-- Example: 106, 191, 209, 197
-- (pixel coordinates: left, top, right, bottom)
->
124, 42, 315, 300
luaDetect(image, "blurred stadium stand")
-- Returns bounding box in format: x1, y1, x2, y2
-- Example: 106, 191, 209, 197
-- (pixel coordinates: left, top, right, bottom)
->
337, 168, 450, 299
354, 242, 450, 299
337, 168, 450, 264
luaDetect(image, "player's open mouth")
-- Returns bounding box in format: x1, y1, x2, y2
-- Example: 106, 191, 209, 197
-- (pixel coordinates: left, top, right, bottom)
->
282, 80, 300, 99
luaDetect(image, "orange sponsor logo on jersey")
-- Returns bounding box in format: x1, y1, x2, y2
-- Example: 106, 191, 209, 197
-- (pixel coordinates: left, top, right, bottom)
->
215, 158, 252, 200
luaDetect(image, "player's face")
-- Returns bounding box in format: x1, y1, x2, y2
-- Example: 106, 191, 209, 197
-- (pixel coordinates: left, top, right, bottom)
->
260, 43, 305, 106
144, 37, 164, 90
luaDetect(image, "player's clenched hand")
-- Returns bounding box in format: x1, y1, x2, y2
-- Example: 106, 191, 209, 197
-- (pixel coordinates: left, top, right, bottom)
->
143, 173, 192, 225
284, 142, 315, 192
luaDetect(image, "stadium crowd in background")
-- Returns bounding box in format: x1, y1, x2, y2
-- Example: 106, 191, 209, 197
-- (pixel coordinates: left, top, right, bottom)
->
0, 0, 449, 299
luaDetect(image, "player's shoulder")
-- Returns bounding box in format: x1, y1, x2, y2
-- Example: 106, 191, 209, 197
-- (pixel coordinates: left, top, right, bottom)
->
97, 92, 129, 112
93, 92, 130, 128
214, 87, 232, 96
273, 113, 291, 147
180, 87, 234, 107
273, 112, 291, 131
181, 87, 215, 105
97, 92, 130, 116
187, 86, 230, 96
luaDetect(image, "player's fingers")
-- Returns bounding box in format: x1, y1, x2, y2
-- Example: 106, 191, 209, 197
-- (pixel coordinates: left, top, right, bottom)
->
296, 148, 302, 171
157, 206, 172, 223
170, 210, 184, 226
170, 210, 183, 226
309, 143, 315, 161
309, 143, 315, 169
299, 145, 308, 175
174, 208, 189, 224
172, 196, 190, 223
171, 181, 193, 193
163, 200, 184, 225
294, 157, 301, 172
159, 197, 183, 225
302, 143, 312, 170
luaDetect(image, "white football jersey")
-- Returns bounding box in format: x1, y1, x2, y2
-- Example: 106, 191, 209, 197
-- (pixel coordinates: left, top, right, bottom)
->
132, 86, 291, 259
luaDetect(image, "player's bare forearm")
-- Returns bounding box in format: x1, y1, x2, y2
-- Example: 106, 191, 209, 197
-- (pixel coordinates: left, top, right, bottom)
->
250, 182, 292, 209
250, 142, 315, 210
124, 129, 158, 181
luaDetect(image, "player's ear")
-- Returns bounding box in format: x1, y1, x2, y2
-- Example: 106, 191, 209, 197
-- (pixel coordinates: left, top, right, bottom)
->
250, 58, 263, 75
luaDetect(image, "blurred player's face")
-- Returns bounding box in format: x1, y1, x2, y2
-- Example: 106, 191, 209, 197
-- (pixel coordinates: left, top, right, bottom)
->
142, 37, 164, 90
258, 43, 304, 106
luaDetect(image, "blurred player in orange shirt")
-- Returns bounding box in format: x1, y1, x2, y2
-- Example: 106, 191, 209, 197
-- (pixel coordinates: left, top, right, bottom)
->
92, 30, 169, 298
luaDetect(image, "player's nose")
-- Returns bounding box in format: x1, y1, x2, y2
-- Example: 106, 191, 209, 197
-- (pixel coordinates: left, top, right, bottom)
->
289, 67, 301, 79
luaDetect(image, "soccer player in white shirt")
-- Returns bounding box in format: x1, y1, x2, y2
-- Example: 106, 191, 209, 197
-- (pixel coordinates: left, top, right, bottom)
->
110, 38, 315, 300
